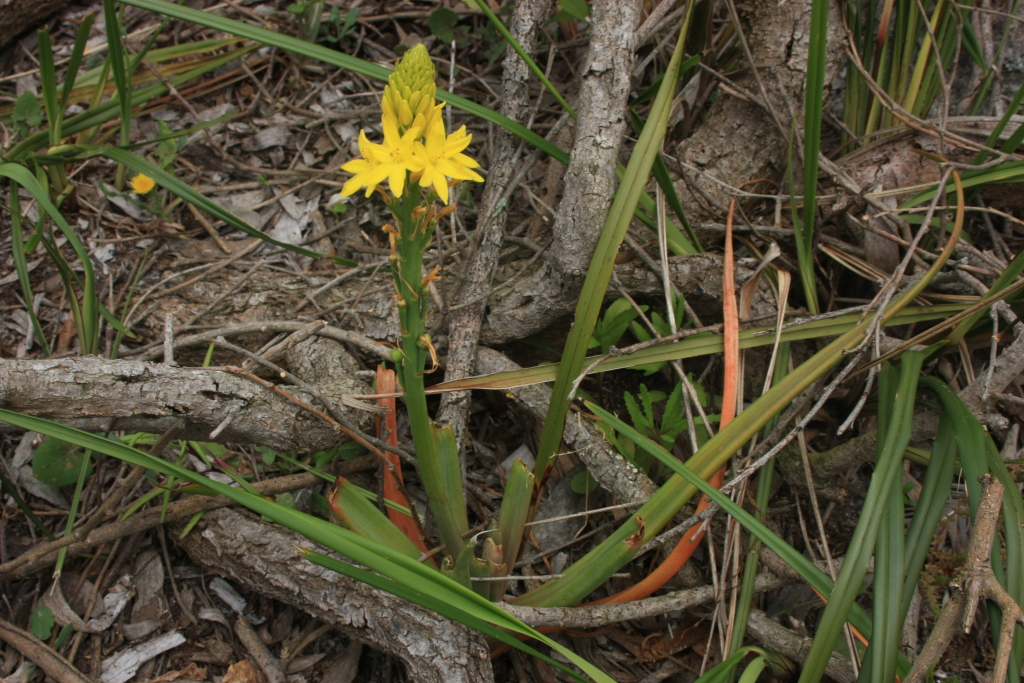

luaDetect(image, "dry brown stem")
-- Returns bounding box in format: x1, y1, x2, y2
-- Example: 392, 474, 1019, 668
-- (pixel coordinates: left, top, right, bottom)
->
0, 618, 92, 683
234, 616, 286, 683
905, 475, 1024, 683
745, 609, 856, 683
437, 0, 555, 451
483, 0, 643, 341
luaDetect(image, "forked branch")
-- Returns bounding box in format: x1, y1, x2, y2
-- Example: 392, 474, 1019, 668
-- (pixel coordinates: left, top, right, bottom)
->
905, 475, 1024, 683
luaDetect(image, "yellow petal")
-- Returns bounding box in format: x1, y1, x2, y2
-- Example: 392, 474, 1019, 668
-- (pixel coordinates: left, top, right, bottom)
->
341, 158, 374, 173
388, 166, 406, 197
341, 176, 364, 197
399, 99, 414, 128
130, 173, 156, 195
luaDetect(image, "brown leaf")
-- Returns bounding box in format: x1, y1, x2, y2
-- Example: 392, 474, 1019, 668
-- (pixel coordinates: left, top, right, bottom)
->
223, 660, 261, 683
145, 662, 208, 683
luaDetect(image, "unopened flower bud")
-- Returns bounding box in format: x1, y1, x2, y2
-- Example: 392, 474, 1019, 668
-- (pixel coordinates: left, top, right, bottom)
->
382, 44, 437, 135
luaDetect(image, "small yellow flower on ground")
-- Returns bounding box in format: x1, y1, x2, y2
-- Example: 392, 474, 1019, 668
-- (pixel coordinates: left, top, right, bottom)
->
130, 173, 156, 195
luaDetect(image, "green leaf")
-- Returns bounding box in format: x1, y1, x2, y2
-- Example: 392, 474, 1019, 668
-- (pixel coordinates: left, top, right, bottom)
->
29, 604, 54, 641
0, 164, 99, 353
533, 8, 696, 483
0, 410, 614, 683
311, 442, 362, 469
33, 438, 91, 487
799, 354, 924, 683
256, 445, 277, 465
58, 13, 96, 116
7, 183, 50, 356
623, 390, 651, 433
328, 477, 423, 561
578, 400, 876, 641
13, 92, 43, 131
570, 470, 598, 494
37, 28, 62, 148
498, 459, 535, 572
797, 0, 829, 315
591, 298, 642, 353
661, 384, 686, 438
435, 305, 961, 394
342, 8, 359, 35
736, 657, 768, 683
429, 7, 460, 44
155, 120, 180, 169
558, 0, 591, 20
301, 548, 598, 681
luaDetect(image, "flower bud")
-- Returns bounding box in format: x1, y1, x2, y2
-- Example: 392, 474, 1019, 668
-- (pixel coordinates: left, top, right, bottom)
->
382, 44, 436, 135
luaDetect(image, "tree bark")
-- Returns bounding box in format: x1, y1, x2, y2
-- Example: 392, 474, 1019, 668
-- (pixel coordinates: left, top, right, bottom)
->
675, 0, 845, 221
483, 0, 642, 342
0, 0, 74, 51
0, 355, 372, 453
175, 508, 494, 683
437, 0, 556, 450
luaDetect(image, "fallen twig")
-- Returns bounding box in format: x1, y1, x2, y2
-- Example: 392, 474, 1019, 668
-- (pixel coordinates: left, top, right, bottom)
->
499, 572, 791, 629
905, 475, 1024, 683
0, 460, 374, 581
235, 616, 285, 683
0, 618, 92, 683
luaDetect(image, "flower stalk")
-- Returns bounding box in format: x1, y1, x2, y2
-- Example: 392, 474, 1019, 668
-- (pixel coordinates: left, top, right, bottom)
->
340, 44, 482, 566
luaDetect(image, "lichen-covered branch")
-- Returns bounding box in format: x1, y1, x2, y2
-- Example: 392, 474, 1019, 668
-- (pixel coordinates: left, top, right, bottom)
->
483, 0, 642, 341
0, 354, 371, 453
175, 508, 494, 683
437, 0, 556, 449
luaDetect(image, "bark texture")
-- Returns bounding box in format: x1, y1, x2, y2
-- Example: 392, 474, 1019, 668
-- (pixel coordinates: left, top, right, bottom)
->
175, 508, 494, 683
128, 268, 399, 354
483, 0, 642, 342
120, 248, 762, 366
0, 0, 74, 50
676, 0, 845, 220
0, 355, 371, 452
746, 609, 855, 683
482, 251, 774, 343
475, 347, 657, 503
437, 0, 555, 448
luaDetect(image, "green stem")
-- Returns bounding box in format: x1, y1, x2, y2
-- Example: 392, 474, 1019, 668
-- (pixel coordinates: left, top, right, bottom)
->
391, 189, 468, 559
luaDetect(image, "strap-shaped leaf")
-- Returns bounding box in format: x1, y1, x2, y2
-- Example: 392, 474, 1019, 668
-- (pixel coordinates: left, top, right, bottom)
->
0, 409, 614, 683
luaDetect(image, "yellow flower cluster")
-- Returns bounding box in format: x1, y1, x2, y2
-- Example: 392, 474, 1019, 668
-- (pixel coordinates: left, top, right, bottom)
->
340, 44, 482, 205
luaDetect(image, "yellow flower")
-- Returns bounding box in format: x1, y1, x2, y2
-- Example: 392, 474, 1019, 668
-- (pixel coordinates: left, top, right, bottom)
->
411, 117, 483, 204
130, 173, 156, 195
340, 115, 423, 199
382, 44, 437, 133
